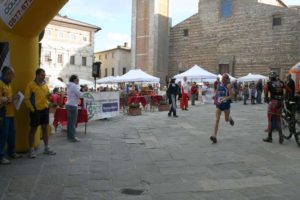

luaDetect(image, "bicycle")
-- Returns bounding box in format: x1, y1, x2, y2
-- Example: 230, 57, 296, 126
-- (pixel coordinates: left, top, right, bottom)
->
281, 97, 300, 147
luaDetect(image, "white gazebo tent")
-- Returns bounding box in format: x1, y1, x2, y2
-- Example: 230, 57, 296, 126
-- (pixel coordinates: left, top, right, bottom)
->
96, 76, 117, 84
116, 69, 160, 83
237, 73, 268, 83
79, 78, 95, 87
48, 78, 66, 89
174, 65, 217, 82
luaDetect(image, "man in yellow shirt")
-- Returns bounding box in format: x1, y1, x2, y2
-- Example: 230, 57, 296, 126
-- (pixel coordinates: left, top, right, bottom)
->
24, 68, 55, 158
0, 66, 21, 165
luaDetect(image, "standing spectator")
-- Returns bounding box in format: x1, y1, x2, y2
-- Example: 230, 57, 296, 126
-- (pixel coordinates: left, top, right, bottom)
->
50, 88, 60, 106
210, 74, 234, 144
232, 80, 238, 102
24, 68, 56, 158
167, 78, 179, 117
213, 77, 220, 91
180, 76, 189, 110
256, 79, 263, 104
0, 67, 21, 165
198, 85, 204, 104
190, 82, 198, 106
250, 82, 256, 104
237, 82, 243, 101
80, 84, 88, 92
66, 75, 83, 142
263, 71, 286, 144
242, 84, 249, 105
285, 74, 295, 101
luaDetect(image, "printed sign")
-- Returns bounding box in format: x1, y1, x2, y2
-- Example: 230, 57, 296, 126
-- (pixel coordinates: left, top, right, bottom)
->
83, 91, 120, 120
0, 0, 34, 29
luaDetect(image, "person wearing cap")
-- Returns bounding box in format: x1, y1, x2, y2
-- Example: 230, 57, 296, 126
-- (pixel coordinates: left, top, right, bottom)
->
263, 71, 287, 144
167, 78, 179, 117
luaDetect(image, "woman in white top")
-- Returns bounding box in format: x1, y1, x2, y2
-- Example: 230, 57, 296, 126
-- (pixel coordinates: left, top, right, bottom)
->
66, 75, 82, 142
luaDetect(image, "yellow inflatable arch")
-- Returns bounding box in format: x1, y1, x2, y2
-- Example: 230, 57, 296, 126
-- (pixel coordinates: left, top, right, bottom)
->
0, 0, 68, 152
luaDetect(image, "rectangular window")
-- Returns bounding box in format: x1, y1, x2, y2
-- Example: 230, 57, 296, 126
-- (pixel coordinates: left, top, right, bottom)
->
45, 30, 51, 37
82, 57, 87, 66
219, 64, 230, 74
273, 17, 282, 26
183, 29, 189, 37
44, 52, 51, 62
220, 0, 232, 18
105, 68, 108, 77
98, 55, 101, 60
70, 33, 77, 40
112, 67, 115, 76
122, 67, 126, 75
70, 56, 75, 65
58, 31, 64, 38
57, 54, 63, 64
105, 54, 108, 59
112, 53, 114, 58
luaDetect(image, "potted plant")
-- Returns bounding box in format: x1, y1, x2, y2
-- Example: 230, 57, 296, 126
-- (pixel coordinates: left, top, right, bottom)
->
128, 103, 142, 116
158, 100, 169, 111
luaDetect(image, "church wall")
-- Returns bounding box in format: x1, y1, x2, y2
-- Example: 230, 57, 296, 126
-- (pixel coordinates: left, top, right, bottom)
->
169, 0, 300, 79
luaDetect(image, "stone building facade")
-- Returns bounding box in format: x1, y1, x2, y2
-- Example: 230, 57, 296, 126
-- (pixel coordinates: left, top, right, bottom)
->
132, 0, 170, 83
168, 0, 300, 78
40, 15, 100, 83
94, 43, 131, 77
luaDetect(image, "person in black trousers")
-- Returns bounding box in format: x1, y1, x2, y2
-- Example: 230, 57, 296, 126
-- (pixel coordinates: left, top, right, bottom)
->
167, 78, 179, 117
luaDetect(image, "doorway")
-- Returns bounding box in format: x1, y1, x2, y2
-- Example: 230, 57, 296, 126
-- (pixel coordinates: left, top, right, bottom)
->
219, 64, 229, 75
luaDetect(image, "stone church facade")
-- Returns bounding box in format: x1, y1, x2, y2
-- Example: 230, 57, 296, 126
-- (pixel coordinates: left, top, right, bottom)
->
168, 0, 300, 78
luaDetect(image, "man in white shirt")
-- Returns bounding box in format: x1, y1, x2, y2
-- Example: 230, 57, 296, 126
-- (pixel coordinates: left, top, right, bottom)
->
66, 75, 83, 142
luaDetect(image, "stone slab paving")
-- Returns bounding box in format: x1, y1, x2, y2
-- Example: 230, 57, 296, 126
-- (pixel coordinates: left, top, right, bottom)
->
1, 102, 300, 200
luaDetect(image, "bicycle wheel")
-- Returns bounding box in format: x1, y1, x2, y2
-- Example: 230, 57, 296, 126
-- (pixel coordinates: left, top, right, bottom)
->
281, 115, 293, 139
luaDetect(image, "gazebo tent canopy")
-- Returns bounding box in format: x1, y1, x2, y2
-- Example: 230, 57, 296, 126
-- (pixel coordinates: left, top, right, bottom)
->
237, 73, 268, 82
116, 69, 160, 83
79, 78, 94, 87
96, 76, 118, 84
174, 65, 217, 82
48, 78, 66, 88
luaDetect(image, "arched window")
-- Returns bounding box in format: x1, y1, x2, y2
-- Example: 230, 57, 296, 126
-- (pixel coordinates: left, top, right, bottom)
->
220, 0, 232, 18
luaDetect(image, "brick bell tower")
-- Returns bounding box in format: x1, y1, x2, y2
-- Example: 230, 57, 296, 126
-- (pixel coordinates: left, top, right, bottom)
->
131, 0, 170, 85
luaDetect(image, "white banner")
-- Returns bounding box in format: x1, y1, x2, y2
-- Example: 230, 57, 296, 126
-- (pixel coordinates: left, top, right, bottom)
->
83, 91, 120, 121
0, 0, 34, 29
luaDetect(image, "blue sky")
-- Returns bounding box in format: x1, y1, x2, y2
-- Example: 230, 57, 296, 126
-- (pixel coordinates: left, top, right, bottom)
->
59, 0, 300, 52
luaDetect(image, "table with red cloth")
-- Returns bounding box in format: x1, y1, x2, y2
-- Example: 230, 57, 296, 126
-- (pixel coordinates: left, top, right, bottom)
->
53, 107, 88, 134
128, 95, 147, 107
151, 95, 163, 105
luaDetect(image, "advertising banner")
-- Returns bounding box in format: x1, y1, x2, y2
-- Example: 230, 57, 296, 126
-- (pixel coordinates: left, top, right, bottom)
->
0, 42, 9, 75
0, 0, 34, 28
83, 91, 119, 120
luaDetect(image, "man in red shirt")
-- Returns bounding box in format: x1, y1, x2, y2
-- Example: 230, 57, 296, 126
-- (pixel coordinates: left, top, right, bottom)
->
180, 76, 189, 110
